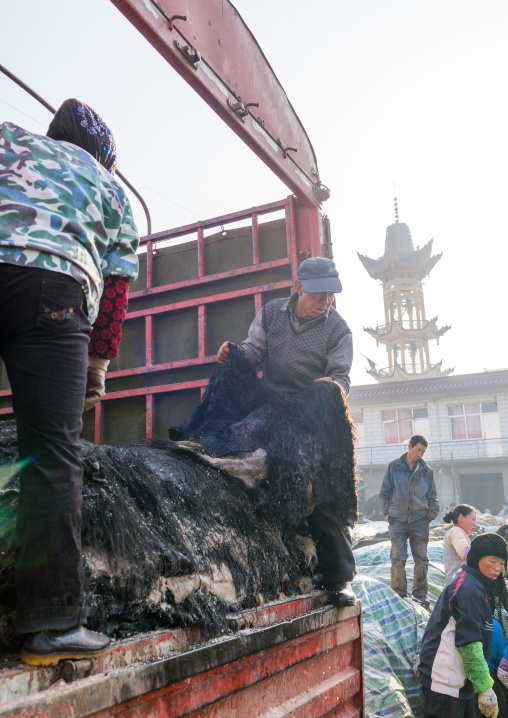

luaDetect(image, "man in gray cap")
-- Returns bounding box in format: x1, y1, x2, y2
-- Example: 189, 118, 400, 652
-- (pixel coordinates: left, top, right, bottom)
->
217, 257, 355, 606
218, 257, 352, 395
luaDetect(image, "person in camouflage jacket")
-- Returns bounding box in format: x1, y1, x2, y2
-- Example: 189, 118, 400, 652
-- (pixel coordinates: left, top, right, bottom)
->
0, 99, 139, 664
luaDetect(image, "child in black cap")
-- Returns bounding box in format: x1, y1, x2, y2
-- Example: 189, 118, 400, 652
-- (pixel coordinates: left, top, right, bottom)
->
418, 533, 508, 717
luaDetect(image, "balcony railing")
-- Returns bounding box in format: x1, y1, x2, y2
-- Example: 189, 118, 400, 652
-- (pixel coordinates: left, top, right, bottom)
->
356, 437, 508, 466
370, 320, 431, 335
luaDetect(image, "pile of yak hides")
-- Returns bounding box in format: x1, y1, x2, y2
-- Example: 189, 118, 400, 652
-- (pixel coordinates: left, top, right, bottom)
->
0, 421, 311, 653
184, 346, 358, 529
0, 350, 357, 653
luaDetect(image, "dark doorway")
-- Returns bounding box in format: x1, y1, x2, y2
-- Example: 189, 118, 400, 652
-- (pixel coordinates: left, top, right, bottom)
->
459, 472, 505, 514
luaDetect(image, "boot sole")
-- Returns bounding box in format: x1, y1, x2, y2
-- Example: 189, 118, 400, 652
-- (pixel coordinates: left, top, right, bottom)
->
21, 646, 110, 666
410, 598, 431, 611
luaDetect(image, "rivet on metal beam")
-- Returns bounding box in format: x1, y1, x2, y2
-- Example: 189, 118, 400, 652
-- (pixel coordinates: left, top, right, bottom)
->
168, 14, 187, 30
227, 616, 249, 631
175, 42, 201, 68
282, 147, 298, 159
228, 100, 259, 121
228, 101, 247, 121
60, 658, 94, 682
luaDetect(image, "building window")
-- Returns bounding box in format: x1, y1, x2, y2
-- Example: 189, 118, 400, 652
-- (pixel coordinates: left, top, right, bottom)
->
382, 407, 429, 444
350, 411, 365, 446
448, 402, 499, 441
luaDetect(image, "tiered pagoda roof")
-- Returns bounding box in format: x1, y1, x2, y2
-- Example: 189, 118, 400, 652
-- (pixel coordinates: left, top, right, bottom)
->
357, 221, 442, 282
364, 316, 451, 343
363, 359, 454, 382
358, 198, 452, 382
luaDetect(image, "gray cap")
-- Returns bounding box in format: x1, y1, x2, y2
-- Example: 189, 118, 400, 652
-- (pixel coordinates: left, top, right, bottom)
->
297, 257, 342, 293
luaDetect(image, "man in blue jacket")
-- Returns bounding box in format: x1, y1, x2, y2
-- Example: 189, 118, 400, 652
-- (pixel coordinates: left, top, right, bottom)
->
379, 435, 439, 604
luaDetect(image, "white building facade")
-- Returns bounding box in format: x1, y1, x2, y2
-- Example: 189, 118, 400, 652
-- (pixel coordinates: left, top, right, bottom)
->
348, 370, 508, 516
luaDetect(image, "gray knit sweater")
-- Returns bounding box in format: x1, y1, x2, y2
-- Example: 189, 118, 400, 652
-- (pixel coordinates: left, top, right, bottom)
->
241, 293, 353, 395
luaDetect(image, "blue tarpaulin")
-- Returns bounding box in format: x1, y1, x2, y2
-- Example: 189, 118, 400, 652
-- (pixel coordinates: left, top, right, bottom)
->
353, 539, 446, 717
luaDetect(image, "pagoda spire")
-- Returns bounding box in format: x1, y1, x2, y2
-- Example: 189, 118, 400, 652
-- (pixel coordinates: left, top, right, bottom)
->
357, 203, 452, 382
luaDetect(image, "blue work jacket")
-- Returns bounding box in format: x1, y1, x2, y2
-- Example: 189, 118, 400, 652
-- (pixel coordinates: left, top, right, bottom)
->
379, 453, 439, 522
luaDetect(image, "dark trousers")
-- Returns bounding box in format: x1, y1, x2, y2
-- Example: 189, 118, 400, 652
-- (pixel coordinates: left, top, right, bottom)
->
422, 687, 475, 718
389, 517, 430, 599
307, 504, 356, 586
490, 669, 508, 718
0, 265, 91, 633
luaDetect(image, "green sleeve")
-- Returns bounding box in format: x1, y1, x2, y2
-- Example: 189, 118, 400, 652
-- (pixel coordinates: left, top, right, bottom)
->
458, 642, 494, 693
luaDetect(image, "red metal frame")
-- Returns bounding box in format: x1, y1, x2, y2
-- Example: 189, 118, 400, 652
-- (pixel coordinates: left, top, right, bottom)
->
0, 598, 363, 717
0, 7, 328, 429
109, 0, 324, 209
96, 196, 305, 443
127, 281, 292, 321
0, 197, 325, 440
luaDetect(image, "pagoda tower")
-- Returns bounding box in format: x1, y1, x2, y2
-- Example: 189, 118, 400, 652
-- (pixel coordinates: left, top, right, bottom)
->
357, 199, 452, 382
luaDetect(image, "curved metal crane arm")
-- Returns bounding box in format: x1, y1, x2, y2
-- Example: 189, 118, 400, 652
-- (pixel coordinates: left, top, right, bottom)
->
110, 0, 328, 208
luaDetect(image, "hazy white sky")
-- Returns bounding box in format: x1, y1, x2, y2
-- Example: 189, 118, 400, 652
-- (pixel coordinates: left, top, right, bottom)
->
2, 0, 507, 385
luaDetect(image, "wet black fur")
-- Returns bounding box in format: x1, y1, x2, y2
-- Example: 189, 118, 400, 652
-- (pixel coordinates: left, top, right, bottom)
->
0, 421, 307, 652
184, 347, 359, 528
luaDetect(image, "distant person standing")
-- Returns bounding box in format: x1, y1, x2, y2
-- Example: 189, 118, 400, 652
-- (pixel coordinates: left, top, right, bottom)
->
379, 435, 439, 606
442, 504, 477, 584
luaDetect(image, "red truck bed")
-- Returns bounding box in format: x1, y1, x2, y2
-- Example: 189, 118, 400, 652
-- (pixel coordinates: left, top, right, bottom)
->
0, 594, 363, 717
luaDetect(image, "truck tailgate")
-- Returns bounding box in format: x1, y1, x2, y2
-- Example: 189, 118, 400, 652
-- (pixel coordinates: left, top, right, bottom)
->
0, 595, 364, 717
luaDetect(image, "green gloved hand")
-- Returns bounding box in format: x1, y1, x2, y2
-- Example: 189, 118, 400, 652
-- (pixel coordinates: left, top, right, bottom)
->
83, 357, 110, 411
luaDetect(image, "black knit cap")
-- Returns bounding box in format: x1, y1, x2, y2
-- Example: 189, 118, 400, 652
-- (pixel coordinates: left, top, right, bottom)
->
467, 533, 508, 571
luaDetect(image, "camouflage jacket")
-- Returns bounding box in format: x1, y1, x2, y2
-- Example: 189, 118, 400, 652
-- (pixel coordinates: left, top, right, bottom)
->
0, 122, 139, 323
